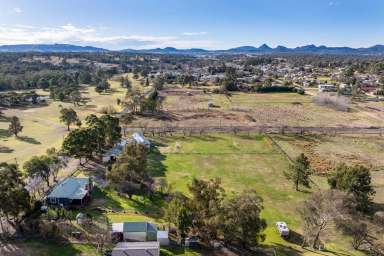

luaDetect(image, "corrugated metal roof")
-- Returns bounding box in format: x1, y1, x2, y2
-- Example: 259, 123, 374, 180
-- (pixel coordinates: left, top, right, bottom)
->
122, 222, 157, 233
47, 177, 90, 200
132, 133, 150, 145
114, 241, 159, 249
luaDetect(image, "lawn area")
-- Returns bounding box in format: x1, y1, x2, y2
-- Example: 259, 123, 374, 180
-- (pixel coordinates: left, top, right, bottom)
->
1, 240, 98, 256
143, 133, 361, 256
8, 133, 366, 255
0, 78, 126, 165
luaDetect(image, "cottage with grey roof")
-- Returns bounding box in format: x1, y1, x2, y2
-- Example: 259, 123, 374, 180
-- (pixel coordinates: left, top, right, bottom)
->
46, 177, 93, 207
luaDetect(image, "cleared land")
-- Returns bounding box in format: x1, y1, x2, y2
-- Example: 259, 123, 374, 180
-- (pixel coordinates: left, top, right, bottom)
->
2, 133, 368, 256
79, 134, 364, 256
129, 85, 384, 128
0, 79, 126, 165
146, 134, 361, 256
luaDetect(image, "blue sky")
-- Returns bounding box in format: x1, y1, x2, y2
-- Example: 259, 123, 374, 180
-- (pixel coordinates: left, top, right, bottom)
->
0, 0, 383, 50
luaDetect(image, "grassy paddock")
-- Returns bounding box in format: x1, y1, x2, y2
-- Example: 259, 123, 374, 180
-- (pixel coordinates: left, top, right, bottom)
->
135, 87, 384, 128
0, 79, 126, 165
144, 133, 360, 256
10, 133, 364, 255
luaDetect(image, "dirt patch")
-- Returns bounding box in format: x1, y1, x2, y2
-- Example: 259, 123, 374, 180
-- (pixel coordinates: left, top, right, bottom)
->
286, 136, 334, 174
283, 135, 384, 174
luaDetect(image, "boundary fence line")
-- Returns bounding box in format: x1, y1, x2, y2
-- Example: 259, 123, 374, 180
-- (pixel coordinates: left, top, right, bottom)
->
125, 125, 384, 136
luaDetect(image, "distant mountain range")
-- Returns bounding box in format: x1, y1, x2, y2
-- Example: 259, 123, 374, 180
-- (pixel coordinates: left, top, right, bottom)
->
122, 44, 384, 55
0, 44, 107, 53
1, 43, 384, 55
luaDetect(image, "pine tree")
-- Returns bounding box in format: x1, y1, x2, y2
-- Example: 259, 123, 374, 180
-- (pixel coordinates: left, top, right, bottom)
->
284, 153, 312, 191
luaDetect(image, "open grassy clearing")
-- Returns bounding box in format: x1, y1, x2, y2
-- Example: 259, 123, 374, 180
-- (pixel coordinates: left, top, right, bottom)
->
0, 79, 126, 165
7, 133, 365, 255
146, 133, 361, 256
87, 133, 360, 255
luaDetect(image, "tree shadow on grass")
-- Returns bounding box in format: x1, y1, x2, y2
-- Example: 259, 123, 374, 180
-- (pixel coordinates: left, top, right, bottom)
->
17, 136, 41, 144
302, 247, 353, 256
0, 115, 12, 123
138, 111, 179, 121
147, 146, 167, 177
0, 128, 10, 139
259, 243, 303, 256
92, 186, 165, 220
286, 230, 304, 246
22, 239, 90, 256
0, 146, 14, 153
128, 194, 165, 219
92, 186, 124, 210
233, 133, 266, 141
188, 134, 223, 142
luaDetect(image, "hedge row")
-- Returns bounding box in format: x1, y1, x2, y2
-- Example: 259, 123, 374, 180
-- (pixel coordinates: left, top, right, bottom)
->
252, 86, 305, 94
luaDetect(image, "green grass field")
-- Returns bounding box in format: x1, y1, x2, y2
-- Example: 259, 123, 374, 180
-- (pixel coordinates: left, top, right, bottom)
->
145, 133, 361, 256
86, 133, 363, 256
10, 133, 365, 255
0, 79, 126, 165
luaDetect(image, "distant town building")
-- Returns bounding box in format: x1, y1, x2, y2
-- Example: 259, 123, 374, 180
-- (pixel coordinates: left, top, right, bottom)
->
318, 84, 337, 92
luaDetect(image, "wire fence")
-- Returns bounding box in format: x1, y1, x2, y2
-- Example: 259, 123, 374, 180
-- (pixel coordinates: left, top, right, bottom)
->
125, 125, 384, 136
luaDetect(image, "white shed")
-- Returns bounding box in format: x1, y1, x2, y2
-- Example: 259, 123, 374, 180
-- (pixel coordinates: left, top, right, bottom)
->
112, 222, 157, 242
157, 230, 170, 246
132, 133, 151, 148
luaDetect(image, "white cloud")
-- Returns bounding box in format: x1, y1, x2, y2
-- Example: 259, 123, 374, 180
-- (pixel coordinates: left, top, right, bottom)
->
0, 24, 217, 50
12, 7, 22, 13
183, 32, 208, 36
328, 1, 341, 6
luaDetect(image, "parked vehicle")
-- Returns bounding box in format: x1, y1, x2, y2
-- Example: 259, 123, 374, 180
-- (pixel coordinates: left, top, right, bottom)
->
276, 221, 290, 237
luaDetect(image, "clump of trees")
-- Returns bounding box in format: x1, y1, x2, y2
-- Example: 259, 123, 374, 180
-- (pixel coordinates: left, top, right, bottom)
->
0, 91, 43, 107
107, 142, 150, 198
298, 163, 379, 253
165, 178, 266, 249
120, 76, 132, 89
124, 89, 163, 114
50, 86, 81, 103
62, 114, 121, 164
328, 164, 375, 212
252, 85, 304, 94
0, 162, 31, 234
95, 79, 110, 93
23, 148, 66, 189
